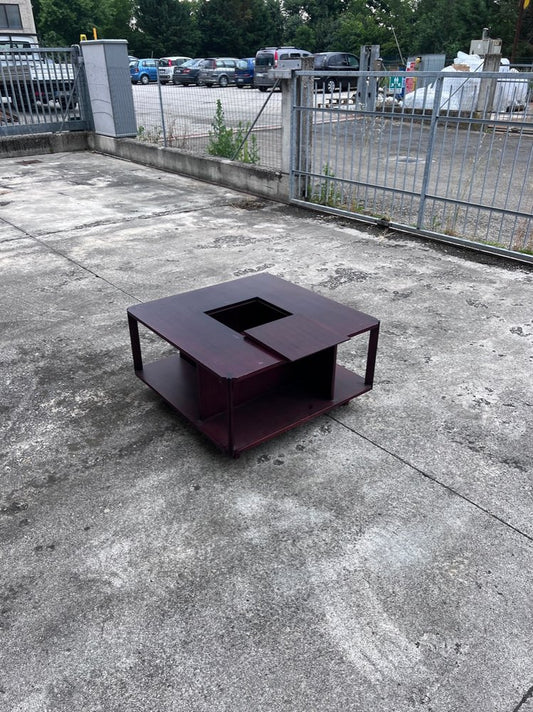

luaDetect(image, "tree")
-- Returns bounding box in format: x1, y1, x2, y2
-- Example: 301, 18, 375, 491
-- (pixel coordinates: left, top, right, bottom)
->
411, 0, 491, 58
282, 0, 355, 50
491, 0, 533, 59
264, 0, 285, 45
135, 0, 200, 57
37, 0, 115, 45
98, 0, 136, 42
365, 0, 417, 59
196, 0, 283, 57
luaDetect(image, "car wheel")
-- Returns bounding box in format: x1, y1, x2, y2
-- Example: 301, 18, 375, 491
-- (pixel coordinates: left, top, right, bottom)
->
140, 74, 149, 85
258, 86, 267, 92
160, 80, 168, 85
236, 83, 243, 89
219, 75, 229, 88
326, 79, 336, 93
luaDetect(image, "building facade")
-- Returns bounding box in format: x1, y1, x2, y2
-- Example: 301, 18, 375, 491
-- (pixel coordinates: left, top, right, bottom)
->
0, 0, 37, 47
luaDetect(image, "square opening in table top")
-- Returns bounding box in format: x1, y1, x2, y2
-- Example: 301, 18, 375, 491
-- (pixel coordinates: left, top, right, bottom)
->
206, 297, 292, 334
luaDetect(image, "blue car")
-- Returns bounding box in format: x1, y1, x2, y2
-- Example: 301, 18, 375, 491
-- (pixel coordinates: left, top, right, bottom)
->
130, 58, 163, 85
235, 58, 255, 88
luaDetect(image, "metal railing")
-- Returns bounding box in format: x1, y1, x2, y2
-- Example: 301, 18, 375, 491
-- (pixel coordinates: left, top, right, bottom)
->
291, 68, 533, 260
0, 46, 91, 135
132, 79, 283, 170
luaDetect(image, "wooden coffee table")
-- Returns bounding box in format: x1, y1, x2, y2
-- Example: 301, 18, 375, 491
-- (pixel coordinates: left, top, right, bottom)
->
127, 273, 379, 457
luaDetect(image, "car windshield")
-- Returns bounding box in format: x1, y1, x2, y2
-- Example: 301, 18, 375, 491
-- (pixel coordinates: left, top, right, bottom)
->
236, 60, 248, 70
314, 56, 327, 69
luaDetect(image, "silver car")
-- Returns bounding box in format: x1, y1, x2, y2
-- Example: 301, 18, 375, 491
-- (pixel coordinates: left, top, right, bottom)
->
254, 46, 311, 91
197, 58, 239, 87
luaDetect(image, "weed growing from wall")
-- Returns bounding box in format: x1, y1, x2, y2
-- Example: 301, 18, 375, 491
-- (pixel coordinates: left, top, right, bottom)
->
208, 99, 260, 164
311, 164, 342, 207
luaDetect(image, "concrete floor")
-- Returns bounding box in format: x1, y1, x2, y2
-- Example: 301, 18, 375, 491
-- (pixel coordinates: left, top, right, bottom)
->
1, 151, 532, 712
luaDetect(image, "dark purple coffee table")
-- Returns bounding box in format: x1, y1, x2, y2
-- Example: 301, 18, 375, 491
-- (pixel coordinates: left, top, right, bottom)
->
127, 273, 379, 457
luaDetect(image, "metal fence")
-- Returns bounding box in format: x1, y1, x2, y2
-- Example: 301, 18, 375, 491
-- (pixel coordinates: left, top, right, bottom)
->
2, 48, 531, 259
0, 47, 90, 136
292, 68, 533, 257
132, 81, 283, 170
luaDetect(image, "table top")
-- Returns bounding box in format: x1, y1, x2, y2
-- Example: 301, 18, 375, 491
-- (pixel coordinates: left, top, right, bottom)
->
128, 273, 379, 379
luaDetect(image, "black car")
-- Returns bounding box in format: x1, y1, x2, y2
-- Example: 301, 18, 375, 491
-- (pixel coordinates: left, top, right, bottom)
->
314, 52, 359, 93
172, 58, 206, 86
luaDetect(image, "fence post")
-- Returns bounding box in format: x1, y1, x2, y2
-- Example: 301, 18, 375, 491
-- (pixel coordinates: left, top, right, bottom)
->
287, 55, 314, 199
476, 53, 501, 115
280, 78, 292, 174
416, 74, 445, 230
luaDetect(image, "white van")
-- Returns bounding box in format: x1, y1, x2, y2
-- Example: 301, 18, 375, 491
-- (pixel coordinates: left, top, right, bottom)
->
254, 46, 311, 91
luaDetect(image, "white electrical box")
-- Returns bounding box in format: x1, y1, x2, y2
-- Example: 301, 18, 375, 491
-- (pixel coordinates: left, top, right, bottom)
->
272, 58, 303, 78
470, 39, 502, 56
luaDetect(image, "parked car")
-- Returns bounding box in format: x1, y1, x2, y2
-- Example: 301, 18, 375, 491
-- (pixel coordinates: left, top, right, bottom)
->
313, 52, 360, 93
197, 58, 239, 87
130, 58, 163, 84
172, 58, 206, 86
235, 57, 255, 88
254, 46, 311, 91
158, 56, 192, 84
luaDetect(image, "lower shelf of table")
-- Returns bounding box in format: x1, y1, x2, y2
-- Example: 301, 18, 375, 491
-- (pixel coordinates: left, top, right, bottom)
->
137, 354, 371, 456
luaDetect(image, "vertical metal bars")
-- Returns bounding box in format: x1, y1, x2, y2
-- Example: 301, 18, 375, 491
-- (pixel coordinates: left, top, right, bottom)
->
292, 68, 533, 258
0, 47, 89, 135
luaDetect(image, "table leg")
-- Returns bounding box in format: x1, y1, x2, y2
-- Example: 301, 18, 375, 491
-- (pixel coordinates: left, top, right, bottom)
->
128, 313, 143, 372
226, 377, 235, 457
364, 324, 380, 386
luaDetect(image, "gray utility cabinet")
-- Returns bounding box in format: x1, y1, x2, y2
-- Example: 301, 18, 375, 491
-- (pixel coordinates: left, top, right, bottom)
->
80, 40, 136, 138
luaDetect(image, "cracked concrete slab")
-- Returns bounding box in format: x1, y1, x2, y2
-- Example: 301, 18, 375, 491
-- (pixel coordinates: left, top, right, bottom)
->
1, 151, 532, 712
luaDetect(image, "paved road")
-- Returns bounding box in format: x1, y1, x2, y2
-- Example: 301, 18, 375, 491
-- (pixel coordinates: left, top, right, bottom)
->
1, 150, 532, 712
132, 82, 283, 139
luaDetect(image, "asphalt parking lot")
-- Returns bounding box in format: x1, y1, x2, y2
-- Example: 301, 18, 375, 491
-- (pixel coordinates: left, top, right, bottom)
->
1, 150, 532, 712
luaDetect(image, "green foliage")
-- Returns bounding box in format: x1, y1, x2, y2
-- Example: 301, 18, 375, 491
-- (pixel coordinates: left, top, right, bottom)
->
284, 17, 316, 51
311, 164, 342, 207
135, 0, 200, 57
208, 100, 260, 164
37, 0, 115, 45
411, 0, 491, 57
98, 0, 137, 43
196, 0, 283, 57
207, 100, 235, 157
34, 0, 531, 61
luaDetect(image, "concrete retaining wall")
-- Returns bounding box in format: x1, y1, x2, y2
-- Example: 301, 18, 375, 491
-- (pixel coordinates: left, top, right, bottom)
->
89, 134, 290, 203
0, 131, 290, 202
0, 131, 91, 158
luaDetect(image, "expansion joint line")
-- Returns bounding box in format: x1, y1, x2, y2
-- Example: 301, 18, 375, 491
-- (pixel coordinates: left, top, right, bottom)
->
512, 684, 533, 712
329, 414, 533, 544
5, 222, 142, 302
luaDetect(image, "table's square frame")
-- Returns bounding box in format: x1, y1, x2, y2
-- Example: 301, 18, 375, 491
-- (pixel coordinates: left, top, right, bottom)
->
127, 273, 379, 457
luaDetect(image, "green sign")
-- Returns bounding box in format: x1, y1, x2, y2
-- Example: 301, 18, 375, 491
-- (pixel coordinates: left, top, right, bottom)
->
389, 76, 404, 90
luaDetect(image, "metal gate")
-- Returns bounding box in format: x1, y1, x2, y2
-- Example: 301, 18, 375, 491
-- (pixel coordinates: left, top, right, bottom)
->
291, 68, 533, 261
0, 46, 91, 136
